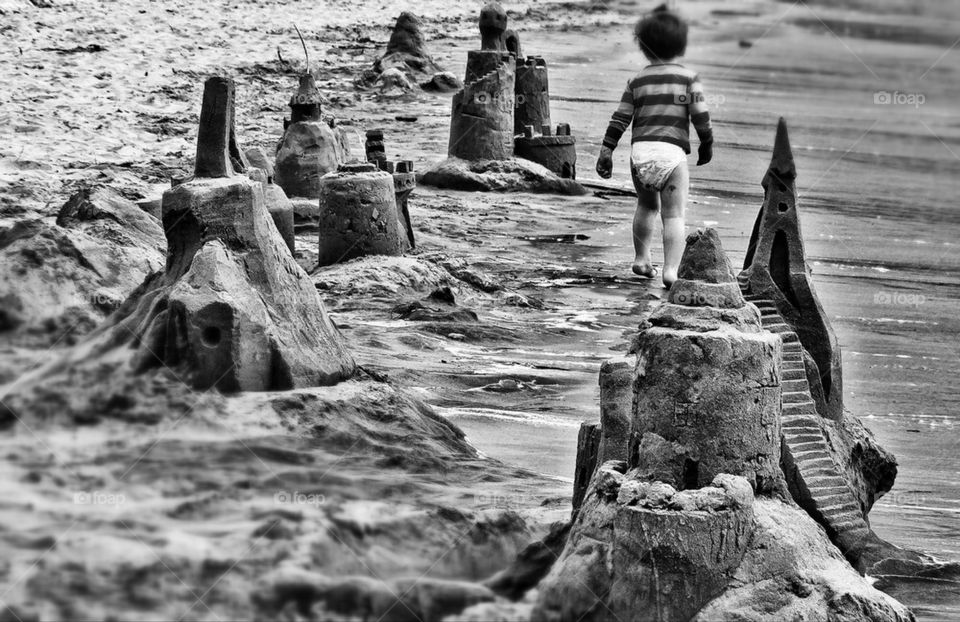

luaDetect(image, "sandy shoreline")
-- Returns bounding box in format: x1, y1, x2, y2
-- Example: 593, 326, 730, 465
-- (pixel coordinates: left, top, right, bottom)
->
2, 0, 960, 618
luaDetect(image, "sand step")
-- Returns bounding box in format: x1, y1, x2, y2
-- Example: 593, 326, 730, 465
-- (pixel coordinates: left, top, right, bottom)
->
809, 486, 854, 497
811, 492, 856, 506
783, 402, 817, 416
782, 369, 807, 381
832, 518, 869, 534
781, 413, 819, 426
801, 466, 847, 479
784, 432, 824, 444
782, 424, 820, 436
798, 456, 838, 470
800, 473, 847, 488
782, 422, 822, 434
782, 379, 809, 392
789, 440, 824, 452
792, 449, 832, 461
820, 503, 862, 519
783, 391, 812, 404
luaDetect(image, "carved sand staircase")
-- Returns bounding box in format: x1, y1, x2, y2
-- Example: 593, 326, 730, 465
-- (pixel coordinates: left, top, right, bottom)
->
737, 118, 896, 569
738, 275, 873, 567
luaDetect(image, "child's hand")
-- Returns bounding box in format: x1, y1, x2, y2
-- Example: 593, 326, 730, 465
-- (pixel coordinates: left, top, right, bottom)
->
596, 148, 613, 179
697, 141, 713, 166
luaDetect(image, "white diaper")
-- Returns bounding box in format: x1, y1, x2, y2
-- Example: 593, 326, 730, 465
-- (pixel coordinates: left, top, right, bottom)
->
630, 141, 687, 192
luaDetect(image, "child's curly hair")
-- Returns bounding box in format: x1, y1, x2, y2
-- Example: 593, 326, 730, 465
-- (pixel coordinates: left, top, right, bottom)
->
634, 4, 688, 61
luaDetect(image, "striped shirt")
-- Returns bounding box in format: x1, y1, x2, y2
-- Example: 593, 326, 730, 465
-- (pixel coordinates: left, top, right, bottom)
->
602, 63, 713, 154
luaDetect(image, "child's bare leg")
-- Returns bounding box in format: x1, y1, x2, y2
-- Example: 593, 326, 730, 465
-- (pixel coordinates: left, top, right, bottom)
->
659, 161, 689, 288
632, 189, 659, 278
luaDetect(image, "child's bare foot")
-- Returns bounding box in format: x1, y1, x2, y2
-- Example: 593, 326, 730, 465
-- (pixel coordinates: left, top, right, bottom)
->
662, 268, 677, 290
632, 261, 657, 279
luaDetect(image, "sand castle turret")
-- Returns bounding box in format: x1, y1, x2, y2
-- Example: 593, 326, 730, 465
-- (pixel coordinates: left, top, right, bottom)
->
739, 117, 843, 421
448, 2, 517, 161
316, 161, 404, 267
274, 74, 349, 199
513, 58, 577, 179
631, 229, 786, 493
737, 119, 916, 570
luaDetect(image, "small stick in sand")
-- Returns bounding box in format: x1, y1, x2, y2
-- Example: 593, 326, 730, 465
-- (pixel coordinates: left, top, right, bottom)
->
294, 24, 310, 75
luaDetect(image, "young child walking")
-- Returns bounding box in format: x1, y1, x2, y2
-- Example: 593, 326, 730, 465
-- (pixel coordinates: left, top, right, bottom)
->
596, 5, 713, 289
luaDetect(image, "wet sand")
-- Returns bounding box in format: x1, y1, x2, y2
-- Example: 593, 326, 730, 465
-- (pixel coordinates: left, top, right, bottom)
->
2, 0, 960, 618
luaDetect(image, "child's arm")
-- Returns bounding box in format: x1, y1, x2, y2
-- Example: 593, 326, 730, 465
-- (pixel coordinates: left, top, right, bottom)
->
688, 75, 713, 165
596, 81, 634, 179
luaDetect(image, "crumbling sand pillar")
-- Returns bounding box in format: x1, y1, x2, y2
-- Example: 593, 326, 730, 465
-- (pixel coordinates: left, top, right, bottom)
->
245, 147, 295, 255
317, 162, 402, 267
365, 128, 386, 164
393, 160, 416, 250
598, 355, 633, 464
274, 74, 348, 199
630, 229, 785, 494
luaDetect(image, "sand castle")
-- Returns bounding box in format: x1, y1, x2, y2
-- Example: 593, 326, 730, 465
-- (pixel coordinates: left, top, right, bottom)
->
514, 59, 577, 179
448, 2, 577, 178
547, 121, 926, 620
274, 74, 350, 200
448, 2, 517, 162
106, 76, 355, 391
420, 3, 585, 194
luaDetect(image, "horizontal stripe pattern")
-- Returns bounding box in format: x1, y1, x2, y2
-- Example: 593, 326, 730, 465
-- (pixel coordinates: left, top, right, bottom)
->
602, 62, 714, 153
